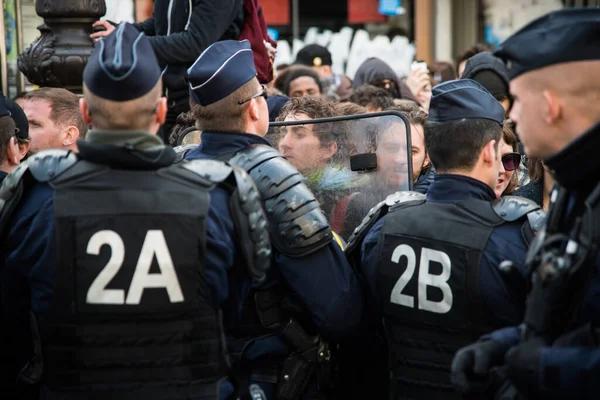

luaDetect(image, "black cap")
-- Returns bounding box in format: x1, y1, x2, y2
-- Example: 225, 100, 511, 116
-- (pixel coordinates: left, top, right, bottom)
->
429, 79, 505, 125
494, 8, 600, 80
0, 95, 11, 119
295, 44, 332, 67
4, 96, 28, 140
83, 23, 161, 101
187, 40, 257, 106
460, 52, 510, 101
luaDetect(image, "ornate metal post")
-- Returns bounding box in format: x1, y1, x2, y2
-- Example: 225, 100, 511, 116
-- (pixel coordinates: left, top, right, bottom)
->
18, 0, 107, 93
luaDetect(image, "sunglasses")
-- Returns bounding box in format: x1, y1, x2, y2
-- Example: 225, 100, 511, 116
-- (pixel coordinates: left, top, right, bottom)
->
501, 152, 521, 171
238, 84, 268, 105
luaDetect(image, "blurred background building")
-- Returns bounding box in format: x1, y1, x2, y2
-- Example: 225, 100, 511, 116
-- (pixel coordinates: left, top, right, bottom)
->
1, 0, 597, 96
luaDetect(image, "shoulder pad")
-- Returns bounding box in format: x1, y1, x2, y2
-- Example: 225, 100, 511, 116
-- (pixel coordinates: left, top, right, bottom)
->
229, 144, 281, 173
527, 208, 547, 233
180, 159, 235, 185
231, 145, 332, 257
229, 167, 271, 283
492, 195, 541, 222
28, 149, 78, 182
346, 191, 425, 257
230, 145, 305, 200
0, 161, 30, 203
173, 144, 197, 164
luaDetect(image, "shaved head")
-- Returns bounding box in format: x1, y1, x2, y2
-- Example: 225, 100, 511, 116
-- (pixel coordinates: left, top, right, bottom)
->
509, 60, 600, 159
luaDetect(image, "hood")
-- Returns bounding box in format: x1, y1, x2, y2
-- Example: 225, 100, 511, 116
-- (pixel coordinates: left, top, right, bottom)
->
353, 57, 419, 102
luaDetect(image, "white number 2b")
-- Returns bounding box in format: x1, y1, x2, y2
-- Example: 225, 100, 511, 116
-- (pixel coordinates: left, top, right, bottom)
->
389, 244, 453, 314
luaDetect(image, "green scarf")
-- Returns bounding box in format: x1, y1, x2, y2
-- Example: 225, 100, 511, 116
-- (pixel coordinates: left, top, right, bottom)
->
85, 130, 165, 151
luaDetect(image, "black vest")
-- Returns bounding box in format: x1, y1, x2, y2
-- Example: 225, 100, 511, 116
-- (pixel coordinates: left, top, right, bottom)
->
40, 160, 227, 399
376, 199, 508, 400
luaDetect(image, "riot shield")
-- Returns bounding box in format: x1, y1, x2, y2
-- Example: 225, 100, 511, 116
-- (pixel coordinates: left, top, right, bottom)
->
268, 111, 413, 240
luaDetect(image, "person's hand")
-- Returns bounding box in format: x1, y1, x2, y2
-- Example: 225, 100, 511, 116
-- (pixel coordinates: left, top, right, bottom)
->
505, 338, 544, 399
451, 340, 510, 396
416, 83, 432, 111
405, 67, 431, 99
264, 40, 277, 63
90, 20, 116, 41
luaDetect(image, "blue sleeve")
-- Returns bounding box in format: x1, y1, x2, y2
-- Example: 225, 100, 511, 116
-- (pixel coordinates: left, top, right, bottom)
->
540, 347, 600, 398
359, 217, 385, 299
480, 223, 530, 327
204, 187, 238, 308
275, 239, 365, 342
2, 184, 55, 383
480, 325, 522, 347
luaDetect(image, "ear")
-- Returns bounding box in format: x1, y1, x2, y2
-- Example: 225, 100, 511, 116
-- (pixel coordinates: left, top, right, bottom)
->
155, 97, 168, 125
80, 98, 92, 125
7, 137, 20, 165
321, 141, 338, 159
248, 98, 261, 122
542, 90, 562, 124
62, 125, 80, 147
17, 138, 30, 161
423, 153, 431, 168
481, 140, 497, 166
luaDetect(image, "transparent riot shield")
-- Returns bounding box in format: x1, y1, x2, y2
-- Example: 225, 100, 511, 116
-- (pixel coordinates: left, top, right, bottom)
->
268, 111, 413, 240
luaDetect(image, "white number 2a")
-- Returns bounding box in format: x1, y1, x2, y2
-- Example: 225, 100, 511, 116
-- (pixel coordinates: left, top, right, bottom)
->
86, 230, 184, 305
389, 244, 453, 314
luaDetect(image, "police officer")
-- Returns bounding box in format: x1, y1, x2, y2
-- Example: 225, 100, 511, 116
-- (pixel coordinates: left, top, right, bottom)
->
0, 23, 270, 399
182, 40, 364, 399
347, 79, 543, 399
452, 9, 600, 399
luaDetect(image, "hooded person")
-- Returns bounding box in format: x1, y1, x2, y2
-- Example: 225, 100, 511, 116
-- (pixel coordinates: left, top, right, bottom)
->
352, 57, 419, 103
460, 52, 512, 112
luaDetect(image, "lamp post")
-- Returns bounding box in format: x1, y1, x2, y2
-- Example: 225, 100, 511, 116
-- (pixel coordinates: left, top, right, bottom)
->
18, 0, 106, 93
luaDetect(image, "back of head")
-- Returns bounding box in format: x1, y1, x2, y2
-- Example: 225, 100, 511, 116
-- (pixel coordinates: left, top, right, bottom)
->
0, 112, 16, 166
82, 23, 163, 132
187, 40, 266, 134
352, 57, 398, 89
23, 87, 87, 138
429, 61, 457, 85
460, 52, 510, 102
426, 80, 504, 173
456, 43, 493, 74
348, 85, 394, 111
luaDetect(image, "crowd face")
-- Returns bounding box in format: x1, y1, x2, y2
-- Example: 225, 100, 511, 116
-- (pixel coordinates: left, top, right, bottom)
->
410, 123, 428, 182
278, 112, 336, 174
288, 76, 321, 98
376, 122, 409, 188
494, 137, 515, 197
21, 99, 64, 153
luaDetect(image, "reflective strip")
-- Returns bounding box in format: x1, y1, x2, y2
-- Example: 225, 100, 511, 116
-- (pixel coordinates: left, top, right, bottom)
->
332, 231, 345, 250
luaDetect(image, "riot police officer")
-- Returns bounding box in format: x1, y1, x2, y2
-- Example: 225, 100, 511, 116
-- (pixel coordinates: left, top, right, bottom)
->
347, 79, 543, 400
452, 8, 600, 399
0, 23, 270, 399
182, 40, 364, 399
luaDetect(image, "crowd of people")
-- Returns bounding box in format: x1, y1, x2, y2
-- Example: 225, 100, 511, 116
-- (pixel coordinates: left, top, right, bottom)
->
0, 4, 599, 400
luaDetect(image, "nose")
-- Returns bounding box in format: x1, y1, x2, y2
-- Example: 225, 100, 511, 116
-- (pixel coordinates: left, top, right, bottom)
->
278, 134, 292, 152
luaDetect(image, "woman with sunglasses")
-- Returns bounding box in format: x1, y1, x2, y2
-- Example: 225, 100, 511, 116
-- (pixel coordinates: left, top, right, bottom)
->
494, 125, 521, 197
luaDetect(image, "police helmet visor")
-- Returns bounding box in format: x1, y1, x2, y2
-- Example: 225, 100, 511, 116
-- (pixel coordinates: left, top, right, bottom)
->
267, 111, 413, 240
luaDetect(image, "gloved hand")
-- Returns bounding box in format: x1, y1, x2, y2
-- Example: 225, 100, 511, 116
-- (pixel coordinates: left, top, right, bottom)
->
451, 339, 510, 396
505, 338, 544, 399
